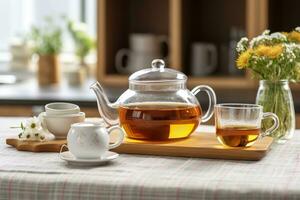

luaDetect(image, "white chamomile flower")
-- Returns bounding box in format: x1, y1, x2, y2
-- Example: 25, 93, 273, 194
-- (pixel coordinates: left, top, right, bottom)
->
236, 37, 249, 53
270, 32, 287, 40
13, 116, 48, 141
19, 128, 33, 140
25, 116, 41, 131
262, 29, 270, 35
295, 27, 300, 32
32, 130, 46, 141
21, 127, 46, 141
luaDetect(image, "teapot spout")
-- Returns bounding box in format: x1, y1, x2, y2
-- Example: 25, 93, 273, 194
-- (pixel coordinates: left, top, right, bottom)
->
90, 82, 119, 126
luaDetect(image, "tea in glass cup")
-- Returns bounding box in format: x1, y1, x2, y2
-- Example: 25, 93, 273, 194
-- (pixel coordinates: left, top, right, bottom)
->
215, 104, 279, 147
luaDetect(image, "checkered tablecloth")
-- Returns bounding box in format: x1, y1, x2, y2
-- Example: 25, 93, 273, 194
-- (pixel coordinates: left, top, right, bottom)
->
0, 117, 300, 200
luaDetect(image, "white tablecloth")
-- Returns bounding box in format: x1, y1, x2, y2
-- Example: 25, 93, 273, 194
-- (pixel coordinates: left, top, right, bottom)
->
0, 117, 300, 200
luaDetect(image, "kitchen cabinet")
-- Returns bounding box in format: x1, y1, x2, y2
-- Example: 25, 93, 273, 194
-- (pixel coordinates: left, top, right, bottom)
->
96, 0, 300, 91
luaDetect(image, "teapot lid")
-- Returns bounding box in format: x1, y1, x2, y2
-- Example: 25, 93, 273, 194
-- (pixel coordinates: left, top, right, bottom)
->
129, 59, 187, 90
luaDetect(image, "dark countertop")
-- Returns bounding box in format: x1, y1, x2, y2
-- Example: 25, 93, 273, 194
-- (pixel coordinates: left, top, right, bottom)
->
0, 77, 299, 112
0, 78, 102, 107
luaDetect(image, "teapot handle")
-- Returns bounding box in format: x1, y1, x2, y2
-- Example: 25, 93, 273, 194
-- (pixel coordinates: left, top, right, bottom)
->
191, 85, 217, 123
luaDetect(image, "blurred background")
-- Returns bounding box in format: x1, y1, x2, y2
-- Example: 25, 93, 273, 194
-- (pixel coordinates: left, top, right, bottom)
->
0, 0, 299, 126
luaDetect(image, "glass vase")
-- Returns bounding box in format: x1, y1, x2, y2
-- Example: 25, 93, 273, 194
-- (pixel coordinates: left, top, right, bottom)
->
256, 80, 295, 143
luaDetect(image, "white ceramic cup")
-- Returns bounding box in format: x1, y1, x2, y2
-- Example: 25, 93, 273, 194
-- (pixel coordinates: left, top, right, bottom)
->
190, 42, 218, 76
115, 34, 169, 74
115, 51, 162, 74
45, 102, 80, 116
66, 122, 125, 159
39, 112, 85, 139
129, 33, 168, 54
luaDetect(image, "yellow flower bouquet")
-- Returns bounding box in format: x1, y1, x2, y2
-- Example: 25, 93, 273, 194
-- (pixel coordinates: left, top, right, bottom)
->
236, 28, 300, 142
236, 29, 300, 81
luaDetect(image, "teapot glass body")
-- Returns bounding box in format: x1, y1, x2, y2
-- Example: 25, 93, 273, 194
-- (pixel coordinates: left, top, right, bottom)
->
91, 59, 217, 141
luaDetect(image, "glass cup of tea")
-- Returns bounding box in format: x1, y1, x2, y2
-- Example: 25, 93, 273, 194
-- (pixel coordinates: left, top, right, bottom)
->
215, 103, 279, 147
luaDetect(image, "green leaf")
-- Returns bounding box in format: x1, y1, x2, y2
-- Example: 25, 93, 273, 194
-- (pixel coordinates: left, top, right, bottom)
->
67, 19, 95, 60
28, 16, 62, 55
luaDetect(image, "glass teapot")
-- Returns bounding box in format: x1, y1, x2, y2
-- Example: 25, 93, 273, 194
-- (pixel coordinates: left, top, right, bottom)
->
91, 59, 216, 140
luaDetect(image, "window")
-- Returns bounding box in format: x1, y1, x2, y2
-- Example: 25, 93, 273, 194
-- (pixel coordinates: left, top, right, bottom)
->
0, 0, 96, 61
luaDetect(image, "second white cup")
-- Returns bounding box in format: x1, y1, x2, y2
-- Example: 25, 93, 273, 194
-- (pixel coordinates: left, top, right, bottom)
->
39, 112, 85, 139
45, 102, 80, 116
39, 102, 85, 139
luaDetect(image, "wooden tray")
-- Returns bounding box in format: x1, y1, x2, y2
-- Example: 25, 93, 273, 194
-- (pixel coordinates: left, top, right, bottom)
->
6, 139, 66, 152
115, 133, 273, 161
6, 131, 273, 160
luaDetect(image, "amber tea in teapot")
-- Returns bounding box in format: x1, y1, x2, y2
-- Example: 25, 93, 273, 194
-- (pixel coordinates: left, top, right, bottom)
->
119, 102, 202, 140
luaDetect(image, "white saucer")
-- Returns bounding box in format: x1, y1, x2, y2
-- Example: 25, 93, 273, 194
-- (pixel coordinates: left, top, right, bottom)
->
60, 151, 119, 166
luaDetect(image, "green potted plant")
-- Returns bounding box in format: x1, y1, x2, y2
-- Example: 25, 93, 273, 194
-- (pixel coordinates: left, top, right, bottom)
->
30, 17, 62, 85
67, 20, 95, 73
